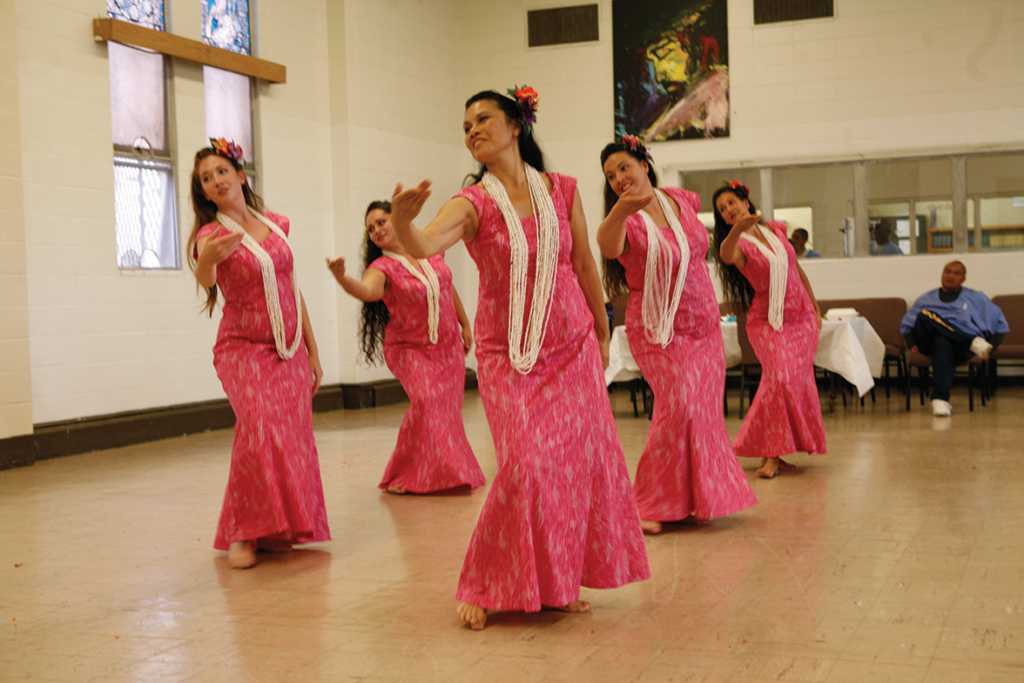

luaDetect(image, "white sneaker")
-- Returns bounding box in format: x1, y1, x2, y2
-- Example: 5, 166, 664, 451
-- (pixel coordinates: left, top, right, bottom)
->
969, 336, 993, 359
931, 399, 952, 416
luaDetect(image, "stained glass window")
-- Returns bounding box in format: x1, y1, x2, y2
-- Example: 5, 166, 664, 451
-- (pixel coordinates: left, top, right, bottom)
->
202, 0, 251, 56
107, 0, 165, 31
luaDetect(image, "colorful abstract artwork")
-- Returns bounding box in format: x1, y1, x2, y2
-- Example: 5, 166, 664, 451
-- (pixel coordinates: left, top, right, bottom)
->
613, 0, 729, 142
107, 0, 165, 31
202, 0, 251, 56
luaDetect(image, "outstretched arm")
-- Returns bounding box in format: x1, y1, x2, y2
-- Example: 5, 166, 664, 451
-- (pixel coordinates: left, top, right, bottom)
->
718, 214, 761, 269
595, 188, 652, 259
194, 225, 245, 288
567, 187, 611, 368
390, 180, 479, 259
326, 256, 388, 302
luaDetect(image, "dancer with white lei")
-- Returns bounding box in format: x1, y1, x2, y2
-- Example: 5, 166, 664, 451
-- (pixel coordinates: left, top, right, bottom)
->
597, 138, 757, 534
188, 139, 330, 569
389, 87, 649, 630
713, 181, 826, 479
326, 200, 484, 495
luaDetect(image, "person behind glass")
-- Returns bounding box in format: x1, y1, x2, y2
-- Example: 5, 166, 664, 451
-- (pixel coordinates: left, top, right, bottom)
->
713, 181, 827, 479
900, 260, 1008, 417
325, 200, 485, 494
870, 218, 903, 255
187, 139, 330, 569
789, 228, 821, 258
389, 87, 649, 629
596, 136, 756, 534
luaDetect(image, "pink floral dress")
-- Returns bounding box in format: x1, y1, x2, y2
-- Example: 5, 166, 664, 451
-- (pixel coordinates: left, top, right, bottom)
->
454, 173, 650, 612
368, 254, 485, 493
197, 213, 330, 550
734, 221, 827, 459
618, 188, 757, 521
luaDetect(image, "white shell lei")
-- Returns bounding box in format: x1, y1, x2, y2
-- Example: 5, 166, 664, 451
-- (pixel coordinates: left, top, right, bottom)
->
740, 224, 788, 331
481, 165, 560, 375
382, 251, 441, 344
215, 208, 304, 359
639, 188, 690, 347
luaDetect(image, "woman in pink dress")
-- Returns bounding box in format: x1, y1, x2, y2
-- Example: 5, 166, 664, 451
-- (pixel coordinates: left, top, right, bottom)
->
326, 200, 485, 494
187, 139, 330, 568
713, 182, 826, 478
597, 138, 757, 533
390, 88, 649, 629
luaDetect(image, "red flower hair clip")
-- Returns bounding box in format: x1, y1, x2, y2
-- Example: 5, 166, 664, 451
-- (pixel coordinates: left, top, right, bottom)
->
209, 138, 245, 167
622, 134, 653, 162
507, 85, 539, 135
727, 180, 749, 196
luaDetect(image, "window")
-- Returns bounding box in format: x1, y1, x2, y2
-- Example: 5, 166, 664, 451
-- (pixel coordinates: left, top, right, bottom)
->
202, 0, 251, 55
204, 65, 256, 189
108, 39, 179, 269
774, 164, 854, 258
868, 158, 951, 256
967, 153, 1024, 252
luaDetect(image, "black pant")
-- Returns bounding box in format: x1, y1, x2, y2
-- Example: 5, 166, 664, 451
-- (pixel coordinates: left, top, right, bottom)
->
912, 310, 975, 401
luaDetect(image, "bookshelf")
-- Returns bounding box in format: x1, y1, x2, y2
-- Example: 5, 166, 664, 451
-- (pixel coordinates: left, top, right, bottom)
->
926, 225, 1024, 252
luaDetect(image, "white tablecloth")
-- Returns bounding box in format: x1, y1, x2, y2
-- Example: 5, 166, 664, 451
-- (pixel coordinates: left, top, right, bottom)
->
605, 322, 740, 386
607, 317, 886, 398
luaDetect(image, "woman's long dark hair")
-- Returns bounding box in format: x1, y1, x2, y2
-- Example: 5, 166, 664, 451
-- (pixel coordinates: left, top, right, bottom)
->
358, 200, 391, 365
712, 185, 757, 314
599, 142, 659, 299
463, 91, 546, 186
186, 147, 265, 317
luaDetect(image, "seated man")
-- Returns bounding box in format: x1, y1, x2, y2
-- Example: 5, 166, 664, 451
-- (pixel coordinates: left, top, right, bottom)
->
870, 218, 903, 255
900, 261, 1009, 416
789, 228, 821, 258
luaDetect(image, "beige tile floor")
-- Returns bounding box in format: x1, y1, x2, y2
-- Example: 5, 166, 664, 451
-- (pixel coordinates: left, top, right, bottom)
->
2, 386, 1024, 683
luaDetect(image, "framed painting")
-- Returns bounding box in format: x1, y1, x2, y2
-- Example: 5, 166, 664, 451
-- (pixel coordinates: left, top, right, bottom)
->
613, 0, 729, 142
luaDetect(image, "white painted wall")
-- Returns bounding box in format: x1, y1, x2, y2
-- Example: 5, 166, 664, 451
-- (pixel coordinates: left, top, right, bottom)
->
3, 0, 1023, 429
0, 0, 33, 438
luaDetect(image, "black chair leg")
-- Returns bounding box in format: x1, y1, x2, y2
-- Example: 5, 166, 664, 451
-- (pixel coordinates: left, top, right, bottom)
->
969, 364, 975, 411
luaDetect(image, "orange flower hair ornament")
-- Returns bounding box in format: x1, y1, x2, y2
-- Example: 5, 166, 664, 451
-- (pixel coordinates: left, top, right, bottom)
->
209, 138, 245, 168
622, 134, 653, 162
507, 85, 539, 135
727, 180, 750, 197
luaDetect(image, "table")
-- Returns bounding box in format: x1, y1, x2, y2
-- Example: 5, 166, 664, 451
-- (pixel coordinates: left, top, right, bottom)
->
606, 317, 886, 401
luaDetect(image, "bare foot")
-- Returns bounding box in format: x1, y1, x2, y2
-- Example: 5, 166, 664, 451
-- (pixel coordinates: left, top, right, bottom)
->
756, 458, 779, 479
546, 600, 591, 614
228, 540, 256, 569
640, 519, 663, 535
457, 602, 487, 630
256, 538, 294, 553
776, 458, 798, 473
386, 486, 407, 495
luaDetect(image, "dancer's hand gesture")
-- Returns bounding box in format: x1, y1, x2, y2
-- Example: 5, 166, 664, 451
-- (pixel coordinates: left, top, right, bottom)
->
613, 187, 654, 217
391, 180, 432, 229
325, 256, 347, 284
197, 225, 244, 266
731, 213, 762, 235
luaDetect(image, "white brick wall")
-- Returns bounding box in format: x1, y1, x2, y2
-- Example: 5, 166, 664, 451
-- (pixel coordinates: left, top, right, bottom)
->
3, 0, 1023, 427
1, 0, 33, 438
